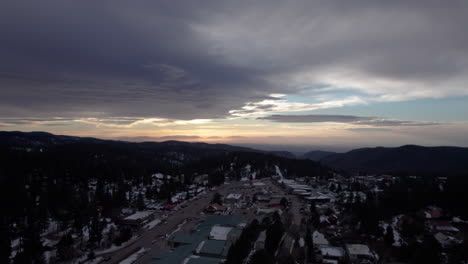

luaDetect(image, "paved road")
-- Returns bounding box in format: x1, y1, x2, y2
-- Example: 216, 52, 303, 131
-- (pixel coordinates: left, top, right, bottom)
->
263, 180, 303, 226
100, 181, 244, 264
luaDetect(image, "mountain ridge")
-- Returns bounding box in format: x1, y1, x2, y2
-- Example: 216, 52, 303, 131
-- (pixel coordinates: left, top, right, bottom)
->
321, 144, 468, 175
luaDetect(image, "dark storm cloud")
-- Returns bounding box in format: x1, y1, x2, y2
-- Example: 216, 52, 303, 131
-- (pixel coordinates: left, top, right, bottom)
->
1, 0, 467, 120
259, 114, 440, 127
0, 1, 279, 120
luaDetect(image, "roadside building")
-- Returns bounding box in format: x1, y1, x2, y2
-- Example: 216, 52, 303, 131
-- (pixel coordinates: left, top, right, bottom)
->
205, 203, 226, 214
158, 215, 246, 264
195, 240, 231, 258
312, 231, 329, 247
268, 198, 284, 208
225, 193, 242, 204
319, 246, 345, 264
120, 211, 155, 227
209, 225, 233, 240
256, 208, 283, 215
256, 195, 271, 202
345, 244, 376, 264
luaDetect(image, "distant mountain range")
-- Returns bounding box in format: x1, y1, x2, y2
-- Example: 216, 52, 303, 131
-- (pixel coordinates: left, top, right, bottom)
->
0, 131, 329, 180
320, 145, 468, 175
301, 150, 336, 161
2, 131, 467, 175
0, 131, 296, 161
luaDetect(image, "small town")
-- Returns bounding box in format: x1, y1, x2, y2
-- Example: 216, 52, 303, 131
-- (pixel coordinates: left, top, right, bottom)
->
17, 165, 460, 264
2, 2, 468, 263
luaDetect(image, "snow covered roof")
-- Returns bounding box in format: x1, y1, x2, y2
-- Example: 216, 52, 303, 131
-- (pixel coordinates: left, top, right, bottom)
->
313, 231, 329, 245
123, 211, 154, 220
256, 208, 283, 215
209, 225, 233, 240
226, 193, 242, 200
345, 244, 372, 256
320, 246, 344, 258
207, 203, 226, 211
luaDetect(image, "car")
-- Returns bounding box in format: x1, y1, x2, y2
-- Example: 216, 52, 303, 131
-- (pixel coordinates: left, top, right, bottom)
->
151, 239, 157, 244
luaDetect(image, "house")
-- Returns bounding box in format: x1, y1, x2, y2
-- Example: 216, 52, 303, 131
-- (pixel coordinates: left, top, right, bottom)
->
205, 203, 226, 214
424, 208, 443, 219
256, 195, 271, 202
430, 220, 460, 232
304, 192, 331, 203
163, 204, 175, 210
319, 246, 345, 264
256, 208, 283, 215
312, 231, 329, 246
345, 244, 376, 264
195, 240, 231, 258
209, 225, 233, 240
268, 198, 284, 208
225, 193, 242, 204
120, 211, 155, 227
434, 232, 458, 248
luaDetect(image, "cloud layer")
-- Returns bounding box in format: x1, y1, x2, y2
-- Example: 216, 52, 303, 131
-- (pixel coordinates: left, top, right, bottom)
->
1, 0, 467, 123
258, 114, 440, 127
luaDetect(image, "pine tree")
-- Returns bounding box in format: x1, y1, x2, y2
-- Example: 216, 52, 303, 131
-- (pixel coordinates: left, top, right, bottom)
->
249, 249, 274, 264
56, 232, 75, 261
384, 226, 395, 246
136, 193, 145, 210
0, 220, 11, 264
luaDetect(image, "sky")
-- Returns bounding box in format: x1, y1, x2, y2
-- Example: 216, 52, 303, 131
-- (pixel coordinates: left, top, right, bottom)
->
1, 0, 468, 152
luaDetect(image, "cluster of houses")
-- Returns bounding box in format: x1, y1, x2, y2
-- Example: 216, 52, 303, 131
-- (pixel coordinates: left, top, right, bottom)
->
424, 206, 464, 248
312, 229, 378, 264
272, 175, 381, 264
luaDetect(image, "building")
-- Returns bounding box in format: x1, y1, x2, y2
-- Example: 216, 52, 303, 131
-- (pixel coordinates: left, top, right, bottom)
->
120, 211, 155, 227
312, 231, 329, 246
304, 192, 331, 203
225, 193, 242, 203
157, 215, 246, 264
195, 240, 232, 258
256, 208, 283, 215
319, 246, 345, 264
345, 244, 376, 264
268, 198, 284, 208
209, 225, 233, 240
205, 203, 226, 214
256, 195, 271, 202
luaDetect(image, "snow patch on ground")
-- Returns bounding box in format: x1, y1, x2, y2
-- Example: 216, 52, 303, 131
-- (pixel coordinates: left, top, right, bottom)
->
381, 215, 403, 247
275, 165, 283, 180
145, 219, 161, 230
95, 236, 137, 255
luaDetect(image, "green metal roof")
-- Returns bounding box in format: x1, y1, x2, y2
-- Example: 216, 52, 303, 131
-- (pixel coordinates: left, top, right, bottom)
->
185, 256, 222, 264
199, 240, 227, 256
170, 234, 199, 245
153, 215, 245, 264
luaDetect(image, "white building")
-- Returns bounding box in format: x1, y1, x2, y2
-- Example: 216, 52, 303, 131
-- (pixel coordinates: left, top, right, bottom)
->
225, 193, 242, 203
209, 225, 233, 240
